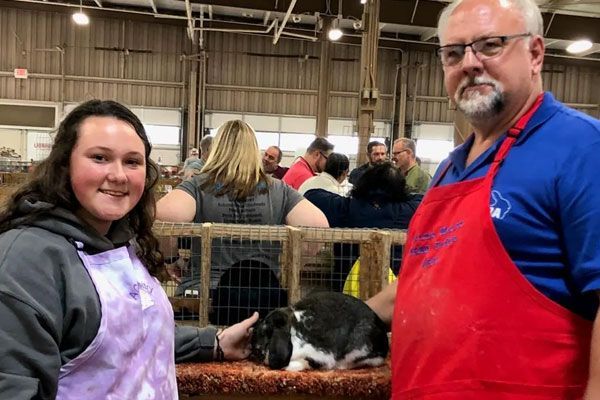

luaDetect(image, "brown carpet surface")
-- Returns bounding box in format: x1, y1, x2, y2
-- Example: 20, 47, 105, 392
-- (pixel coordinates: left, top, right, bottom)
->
177, 360, 391, 399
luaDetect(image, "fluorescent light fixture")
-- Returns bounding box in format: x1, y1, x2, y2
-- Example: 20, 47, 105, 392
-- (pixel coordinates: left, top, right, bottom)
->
72, 11, 89, 25
328, 18, 343, 41
566, 40, 592, 54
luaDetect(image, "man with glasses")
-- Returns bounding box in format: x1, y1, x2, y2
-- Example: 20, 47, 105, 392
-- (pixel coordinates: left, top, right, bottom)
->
391, 138, 431, 193
367, 0, 600, 398
283, 137, 334, 190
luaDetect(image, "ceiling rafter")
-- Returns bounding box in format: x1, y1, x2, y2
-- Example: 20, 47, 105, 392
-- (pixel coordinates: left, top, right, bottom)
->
147, 0, 157, 14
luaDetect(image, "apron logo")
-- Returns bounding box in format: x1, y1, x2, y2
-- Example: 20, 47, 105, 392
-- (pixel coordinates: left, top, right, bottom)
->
410, 221, 464, 268
129, 282, 154, 300
129, 282, 155, 310
490, 190, 511, 220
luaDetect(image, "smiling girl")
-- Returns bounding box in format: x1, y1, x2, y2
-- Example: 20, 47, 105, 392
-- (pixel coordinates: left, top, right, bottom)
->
0, 100, 257, 400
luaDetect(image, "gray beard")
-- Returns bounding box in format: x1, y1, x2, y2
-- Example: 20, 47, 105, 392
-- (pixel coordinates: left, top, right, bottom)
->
456, 89, 505, 121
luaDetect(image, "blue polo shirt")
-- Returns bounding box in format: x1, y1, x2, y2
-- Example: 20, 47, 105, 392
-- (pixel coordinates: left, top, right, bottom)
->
432, 92, 600, 320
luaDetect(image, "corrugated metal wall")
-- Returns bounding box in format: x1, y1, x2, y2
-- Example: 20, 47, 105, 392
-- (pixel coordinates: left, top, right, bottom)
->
1, 5, 598, 120
205, 31, 600, 122
205, 31, 398, 119
0, 6, 189, 107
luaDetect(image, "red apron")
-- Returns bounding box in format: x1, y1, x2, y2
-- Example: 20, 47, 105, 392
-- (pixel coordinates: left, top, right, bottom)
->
391, 95, 592, 399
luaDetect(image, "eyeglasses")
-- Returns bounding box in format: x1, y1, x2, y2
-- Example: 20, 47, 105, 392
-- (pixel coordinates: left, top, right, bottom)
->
320, 151, 329, 160
437, 33, 531, 67
392, 149, 409, 157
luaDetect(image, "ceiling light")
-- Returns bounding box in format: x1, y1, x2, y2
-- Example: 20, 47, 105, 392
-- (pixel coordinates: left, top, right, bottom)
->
328, 18, 343, 41
72, 0, 89, 26
328, 28, 343, 41
360, 0, 367, 4
566, 39, 592, 54
72, 11, 89, 25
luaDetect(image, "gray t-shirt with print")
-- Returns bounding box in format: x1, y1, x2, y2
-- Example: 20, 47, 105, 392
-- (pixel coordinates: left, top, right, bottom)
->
177, 175, 303, 289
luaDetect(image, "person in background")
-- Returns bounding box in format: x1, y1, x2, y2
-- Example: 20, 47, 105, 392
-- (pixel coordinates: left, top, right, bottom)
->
0, 100, 258, 400
262, 145, 288, 179
282, 137, 334, 190
367, 0, 600, 398
182, 147, 199, 170
197, 135, 213, 170
27, 158, 36, 174
304, 162, 422, 290
391, 138, 431, 194
299, 152, 349, 196
348, 141, 387, 185
156, 120, 328, 325
181, 136, 213, 179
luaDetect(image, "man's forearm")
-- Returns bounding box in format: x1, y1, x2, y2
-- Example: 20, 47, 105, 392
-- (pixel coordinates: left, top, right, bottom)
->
366, 280, 398, 328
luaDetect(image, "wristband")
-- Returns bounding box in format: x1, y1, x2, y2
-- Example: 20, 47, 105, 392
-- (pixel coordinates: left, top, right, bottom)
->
215, 330, 225, 361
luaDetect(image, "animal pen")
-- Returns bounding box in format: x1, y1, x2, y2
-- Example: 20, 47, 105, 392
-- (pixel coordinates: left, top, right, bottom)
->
154, 222, 407, 327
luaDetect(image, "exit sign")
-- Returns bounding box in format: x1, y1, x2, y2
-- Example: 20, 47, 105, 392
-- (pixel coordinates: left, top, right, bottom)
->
14, 68, 28, 79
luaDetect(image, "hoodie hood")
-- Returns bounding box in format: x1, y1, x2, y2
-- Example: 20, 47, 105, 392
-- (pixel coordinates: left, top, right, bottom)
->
15, 200, 134, 253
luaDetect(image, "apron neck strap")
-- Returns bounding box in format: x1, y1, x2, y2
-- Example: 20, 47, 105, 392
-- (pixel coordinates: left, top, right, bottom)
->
487, 93, 544, 179
431, 93, 544, 187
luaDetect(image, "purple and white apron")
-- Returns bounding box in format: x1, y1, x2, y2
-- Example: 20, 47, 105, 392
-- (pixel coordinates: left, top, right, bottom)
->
56, 243, 178, 400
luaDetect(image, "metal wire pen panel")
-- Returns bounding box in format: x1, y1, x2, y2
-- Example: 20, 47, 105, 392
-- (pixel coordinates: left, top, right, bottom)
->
153, 222, 406, 327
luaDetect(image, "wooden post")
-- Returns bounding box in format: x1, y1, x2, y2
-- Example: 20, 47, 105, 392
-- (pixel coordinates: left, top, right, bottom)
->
199, 223, 212, 326
372, 231, 391, 295
356, 0, 381, 165
316, 17, 332, 137
287, 226, 303, 304
358, 239, 372, 301
280, 235, 289, 289
453, 109, 472, 147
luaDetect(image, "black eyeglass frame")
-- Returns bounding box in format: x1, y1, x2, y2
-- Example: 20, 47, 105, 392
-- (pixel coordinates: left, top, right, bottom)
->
437, 33, 531, 66
392, 149, 410, 157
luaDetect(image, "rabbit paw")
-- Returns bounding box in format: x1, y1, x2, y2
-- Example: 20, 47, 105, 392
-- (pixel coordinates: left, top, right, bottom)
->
285, 359, 309, 372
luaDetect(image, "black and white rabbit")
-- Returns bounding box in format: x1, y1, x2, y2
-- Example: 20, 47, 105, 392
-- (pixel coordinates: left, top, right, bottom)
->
251, 291, 389, 371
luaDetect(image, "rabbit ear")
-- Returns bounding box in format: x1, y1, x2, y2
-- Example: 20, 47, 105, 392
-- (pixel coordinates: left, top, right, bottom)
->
270, 308, 289, 329
268, 327, 292, 370
265, 309, 292, 369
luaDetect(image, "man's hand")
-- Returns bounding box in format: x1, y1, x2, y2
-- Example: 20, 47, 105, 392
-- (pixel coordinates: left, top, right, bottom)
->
218, 312, 259, 361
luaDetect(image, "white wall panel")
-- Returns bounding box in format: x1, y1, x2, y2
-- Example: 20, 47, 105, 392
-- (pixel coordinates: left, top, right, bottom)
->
280, 116, 316, 133
244, 115, 280, 132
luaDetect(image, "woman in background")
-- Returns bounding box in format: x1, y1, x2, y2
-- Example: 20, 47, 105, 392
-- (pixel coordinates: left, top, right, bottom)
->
156, 120, 328, 325
304, 162, 423, 289
0, 100, 256, 400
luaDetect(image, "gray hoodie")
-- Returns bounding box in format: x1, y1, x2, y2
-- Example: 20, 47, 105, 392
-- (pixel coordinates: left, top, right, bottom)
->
0, 200, 217, 399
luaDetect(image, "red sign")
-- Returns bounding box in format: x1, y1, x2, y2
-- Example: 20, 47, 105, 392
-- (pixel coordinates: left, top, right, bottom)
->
14, 68, 28, 79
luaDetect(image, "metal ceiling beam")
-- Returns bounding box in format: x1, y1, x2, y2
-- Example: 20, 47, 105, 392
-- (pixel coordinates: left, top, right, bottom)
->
185, 0, 600, 43
420, 27, 437, 42
147, 0, 157, 14
5, 0, 600, 45
184, 0, 195, 42
273, 0, 296, 44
